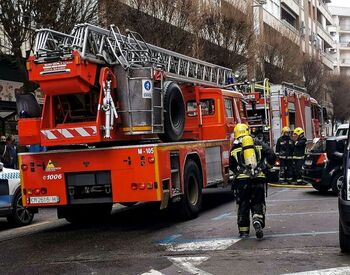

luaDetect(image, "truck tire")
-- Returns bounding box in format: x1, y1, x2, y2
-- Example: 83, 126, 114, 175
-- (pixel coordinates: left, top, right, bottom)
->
176, 159, 202, 220
159, 82, 185, 142
7, 190, 34, 226
62, 204, 112, 224
331, 172, 343, 195
340, 219, 350, 253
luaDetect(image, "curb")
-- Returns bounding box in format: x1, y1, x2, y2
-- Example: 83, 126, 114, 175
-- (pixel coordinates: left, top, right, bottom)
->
268, 183, 312, 188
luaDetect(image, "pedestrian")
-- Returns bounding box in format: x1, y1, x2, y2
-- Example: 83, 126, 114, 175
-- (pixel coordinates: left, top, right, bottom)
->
275, 127, 294, 183
4, 135, 16, 169
292, 127, 307, 184
0, 135, 12, 168
229, 123, 276, 239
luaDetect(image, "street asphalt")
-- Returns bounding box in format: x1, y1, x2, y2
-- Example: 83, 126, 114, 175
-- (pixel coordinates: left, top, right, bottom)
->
0, 185, 349, 275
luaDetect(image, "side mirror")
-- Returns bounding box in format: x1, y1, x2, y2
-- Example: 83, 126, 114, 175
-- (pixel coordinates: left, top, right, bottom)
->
0, 162, 4, 172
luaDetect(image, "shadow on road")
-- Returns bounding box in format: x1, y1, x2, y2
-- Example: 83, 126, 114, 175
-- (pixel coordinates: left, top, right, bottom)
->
304, 190, 337, 197
38, 189, 235, 234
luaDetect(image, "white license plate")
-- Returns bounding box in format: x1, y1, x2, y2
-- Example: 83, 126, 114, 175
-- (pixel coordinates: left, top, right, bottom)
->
29, 196, 60, 204
305, 160, 313, 166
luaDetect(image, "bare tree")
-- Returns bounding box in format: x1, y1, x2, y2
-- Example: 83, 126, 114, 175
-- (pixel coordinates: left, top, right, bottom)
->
258, 24, 303, 83
327, 74, 350, 122
0, 0, 98, 92
103, 0, 255, 75
302, 57, 329, 102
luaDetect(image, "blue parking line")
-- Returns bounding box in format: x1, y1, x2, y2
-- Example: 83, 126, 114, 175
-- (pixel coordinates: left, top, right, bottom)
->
158, 234, 182, 244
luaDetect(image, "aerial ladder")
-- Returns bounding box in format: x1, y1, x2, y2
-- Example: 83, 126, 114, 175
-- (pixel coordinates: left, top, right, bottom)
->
21, 23, 234, 145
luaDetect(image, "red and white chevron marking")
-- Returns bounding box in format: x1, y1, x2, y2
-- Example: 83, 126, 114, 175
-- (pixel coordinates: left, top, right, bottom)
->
41, 126, 97, 140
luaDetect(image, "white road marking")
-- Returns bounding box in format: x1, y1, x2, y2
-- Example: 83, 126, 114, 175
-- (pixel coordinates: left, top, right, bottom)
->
282, 266, 350, 275
265, 231, 337, 238
141, 269, 164, 275
212, 211, 338, 221
168, 257, 211, 275
161, 238, 240, 252
267, 198, 331, 202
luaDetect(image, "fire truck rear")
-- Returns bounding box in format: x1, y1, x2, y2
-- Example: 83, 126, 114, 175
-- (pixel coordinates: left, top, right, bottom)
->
243, 81, 323, 147
18, 24, 246, 222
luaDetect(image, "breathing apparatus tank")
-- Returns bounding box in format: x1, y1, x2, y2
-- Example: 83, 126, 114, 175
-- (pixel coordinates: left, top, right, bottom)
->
242, 135, 258, 176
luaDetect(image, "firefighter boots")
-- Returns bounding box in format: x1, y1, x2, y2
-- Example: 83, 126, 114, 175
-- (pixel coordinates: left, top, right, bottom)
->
253, 220, 264, 239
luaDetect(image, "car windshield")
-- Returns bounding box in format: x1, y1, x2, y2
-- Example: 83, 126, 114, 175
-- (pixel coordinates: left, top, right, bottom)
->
310, 138, 326, 153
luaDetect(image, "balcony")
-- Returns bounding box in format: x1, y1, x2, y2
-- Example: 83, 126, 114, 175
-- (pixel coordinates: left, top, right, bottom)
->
339, 25, 350, 33
339, 42, 350, 50
340, 58, 350, 67
321, 51, 336, 69
317, 0, 333, 24
316, 23, 334, 47
281, 0, 300, 16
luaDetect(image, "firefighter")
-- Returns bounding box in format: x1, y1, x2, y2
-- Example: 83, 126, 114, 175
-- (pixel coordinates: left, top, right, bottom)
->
292, 127, 307, 184
229, 123, 276, 239
275, 127, 294, 183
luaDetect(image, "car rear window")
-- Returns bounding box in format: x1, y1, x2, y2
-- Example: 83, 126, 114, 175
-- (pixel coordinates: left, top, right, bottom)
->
310, 139, 326, 153
336, 128, 348, 137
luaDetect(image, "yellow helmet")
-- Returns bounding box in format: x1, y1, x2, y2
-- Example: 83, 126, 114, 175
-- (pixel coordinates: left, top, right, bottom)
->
234, 123, 249, 139
282, 126, 291, 135
293, 127, 304, 136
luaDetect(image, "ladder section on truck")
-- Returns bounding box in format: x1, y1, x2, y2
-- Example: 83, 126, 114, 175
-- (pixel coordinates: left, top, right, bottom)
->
33, 23, 233, 87
170, 151, 181, 196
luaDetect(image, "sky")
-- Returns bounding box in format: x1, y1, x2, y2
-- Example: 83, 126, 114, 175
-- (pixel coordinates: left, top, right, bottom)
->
330, 0, 350, 8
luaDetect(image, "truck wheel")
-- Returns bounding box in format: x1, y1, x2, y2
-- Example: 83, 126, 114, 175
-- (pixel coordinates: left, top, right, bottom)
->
332, 172, 343, 195
7, 191, 34, 226
63, 204, 112, 224
176, 159, 202, 220
340, 219, 350, 253
311, 184, 329, 193
159, 82, 185, 142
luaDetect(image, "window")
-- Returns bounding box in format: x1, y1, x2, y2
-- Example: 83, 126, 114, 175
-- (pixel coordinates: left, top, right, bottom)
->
186, 101, 197, 117
224, 98, 234, 118
186, 99, 215, 117
200, 99, 215, 116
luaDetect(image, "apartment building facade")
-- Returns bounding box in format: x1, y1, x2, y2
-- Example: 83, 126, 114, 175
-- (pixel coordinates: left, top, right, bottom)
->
258, 0, 336, 70
329, 6, 350, 76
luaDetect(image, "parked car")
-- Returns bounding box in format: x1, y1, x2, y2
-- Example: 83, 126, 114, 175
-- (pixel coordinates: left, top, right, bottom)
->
339, 130, 350, 252
0, 163, 35, 226
335, 123, 349, 137
302, 136, 346, 194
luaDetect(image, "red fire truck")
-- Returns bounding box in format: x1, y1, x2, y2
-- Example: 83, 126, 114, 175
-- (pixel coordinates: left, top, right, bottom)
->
243, 81, 323, 147
17, 23, 247, 222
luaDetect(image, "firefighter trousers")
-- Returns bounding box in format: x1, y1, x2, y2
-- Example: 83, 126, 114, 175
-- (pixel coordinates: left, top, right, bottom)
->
293, 159, 304, 182
235, 178, 266, 234
280, 158, 293, 181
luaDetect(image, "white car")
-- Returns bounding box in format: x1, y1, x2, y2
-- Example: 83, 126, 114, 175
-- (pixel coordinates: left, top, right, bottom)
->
335, 123, 349, 137
0, 163, 35, 226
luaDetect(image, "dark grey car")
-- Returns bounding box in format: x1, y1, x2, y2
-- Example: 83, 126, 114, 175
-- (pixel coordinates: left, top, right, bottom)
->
339, 130, 350, 252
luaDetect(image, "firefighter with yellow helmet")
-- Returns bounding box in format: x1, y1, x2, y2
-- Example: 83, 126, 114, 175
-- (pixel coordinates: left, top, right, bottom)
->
229, 123, 276, 239
276, 126, 294, 183
292, 127, 307, 184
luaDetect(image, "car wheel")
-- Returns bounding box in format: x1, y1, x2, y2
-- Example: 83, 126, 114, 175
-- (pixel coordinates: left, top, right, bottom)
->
311, 184, 329, 193
7, 191, 34, 226
332, 172, 343, 195
339, 219, 350, 253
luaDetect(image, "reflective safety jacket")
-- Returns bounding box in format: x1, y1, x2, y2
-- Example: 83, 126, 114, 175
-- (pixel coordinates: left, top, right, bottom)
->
293, 135, 307, 160
229, 138, 276, 180
276, 135, 294, 159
